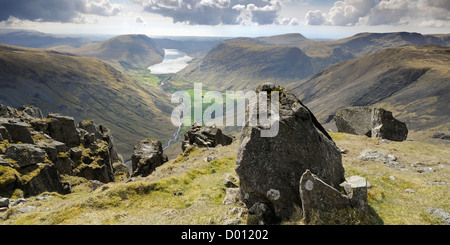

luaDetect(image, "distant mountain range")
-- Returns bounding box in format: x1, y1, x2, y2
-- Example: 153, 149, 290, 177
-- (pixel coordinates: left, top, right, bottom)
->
0, 43, 174, 157
179, 32, 450, 91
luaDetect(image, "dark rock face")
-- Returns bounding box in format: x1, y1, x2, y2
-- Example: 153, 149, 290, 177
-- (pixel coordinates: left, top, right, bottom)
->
131, 139, 168, 177
334, 106, 408, 141
47, 114, 81, 147
22, 164, 71, 197
235, 83, 345, 223
371, 108, 408, 141
182, 125, 233, 152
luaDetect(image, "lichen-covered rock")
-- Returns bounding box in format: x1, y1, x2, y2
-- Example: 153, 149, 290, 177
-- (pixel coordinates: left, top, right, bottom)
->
21, 163, 71, 196
236, 83, 345, 223
182, 125, 233, 152
5, 144, 46, 167
131, 139, 168, 177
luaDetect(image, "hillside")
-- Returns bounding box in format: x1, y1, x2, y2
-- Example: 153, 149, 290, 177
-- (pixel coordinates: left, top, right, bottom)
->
290, 45, 450, 136
179, 41, 314, 91
70, 34, 165, 70
1, 132, 449, 225
303, 32, 450, 71
0, 43, 175, 157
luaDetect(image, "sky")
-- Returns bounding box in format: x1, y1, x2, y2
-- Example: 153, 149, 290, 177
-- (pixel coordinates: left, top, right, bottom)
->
0, 0, 448, 39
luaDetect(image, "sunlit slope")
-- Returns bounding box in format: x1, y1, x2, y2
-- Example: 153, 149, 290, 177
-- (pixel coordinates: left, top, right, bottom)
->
290, 45, 450, 135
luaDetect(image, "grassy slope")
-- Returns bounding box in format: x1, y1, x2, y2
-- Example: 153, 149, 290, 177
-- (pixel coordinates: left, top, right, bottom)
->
0, 43, 175, 158
290, 45, 450, 135
1, 133, 448, 225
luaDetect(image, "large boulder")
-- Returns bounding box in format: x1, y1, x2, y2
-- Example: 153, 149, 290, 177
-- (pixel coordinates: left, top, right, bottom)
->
131, 139, 168, 177
235, 83, 345, 223
371, 108, 408, 141
334, 106, 408, 141
182, 125, 233, 152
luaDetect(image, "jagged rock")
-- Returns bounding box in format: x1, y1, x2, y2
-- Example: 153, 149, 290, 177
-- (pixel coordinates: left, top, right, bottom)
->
17, 105, 43, 119
334, 106, 408, 141
236, 83, 345, 223
0, 119, 34, 144
21, 164, 71, 196
0, 104, 19, 118
182, 124, 233, 152
47, 114, 81, 147
5, 144, 46, 167
131, 139, 168, 177
78, 121, 121, 164
299, 170, 352, 224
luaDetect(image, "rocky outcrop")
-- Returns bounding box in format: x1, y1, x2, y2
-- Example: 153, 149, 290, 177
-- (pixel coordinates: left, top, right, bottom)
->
182, 124, 233, 152
131, 139, 168, 177
334, 106, 408, 141
235, 83, 345, 223
0, 104, 125, 198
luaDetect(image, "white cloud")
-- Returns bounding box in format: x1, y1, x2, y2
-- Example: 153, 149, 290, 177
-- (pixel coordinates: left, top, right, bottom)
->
305, 9, 325, 25
131, 0, 296, 25
305, 0, 450, 27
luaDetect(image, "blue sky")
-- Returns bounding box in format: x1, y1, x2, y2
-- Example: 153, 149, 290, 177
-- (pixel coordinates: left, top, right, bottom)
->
0, 0, 448, 39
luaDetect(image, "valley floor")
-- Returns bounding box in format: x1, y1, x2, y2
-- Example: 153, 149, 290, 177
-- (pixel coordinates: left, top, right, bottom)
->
1, 133, 449, 225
